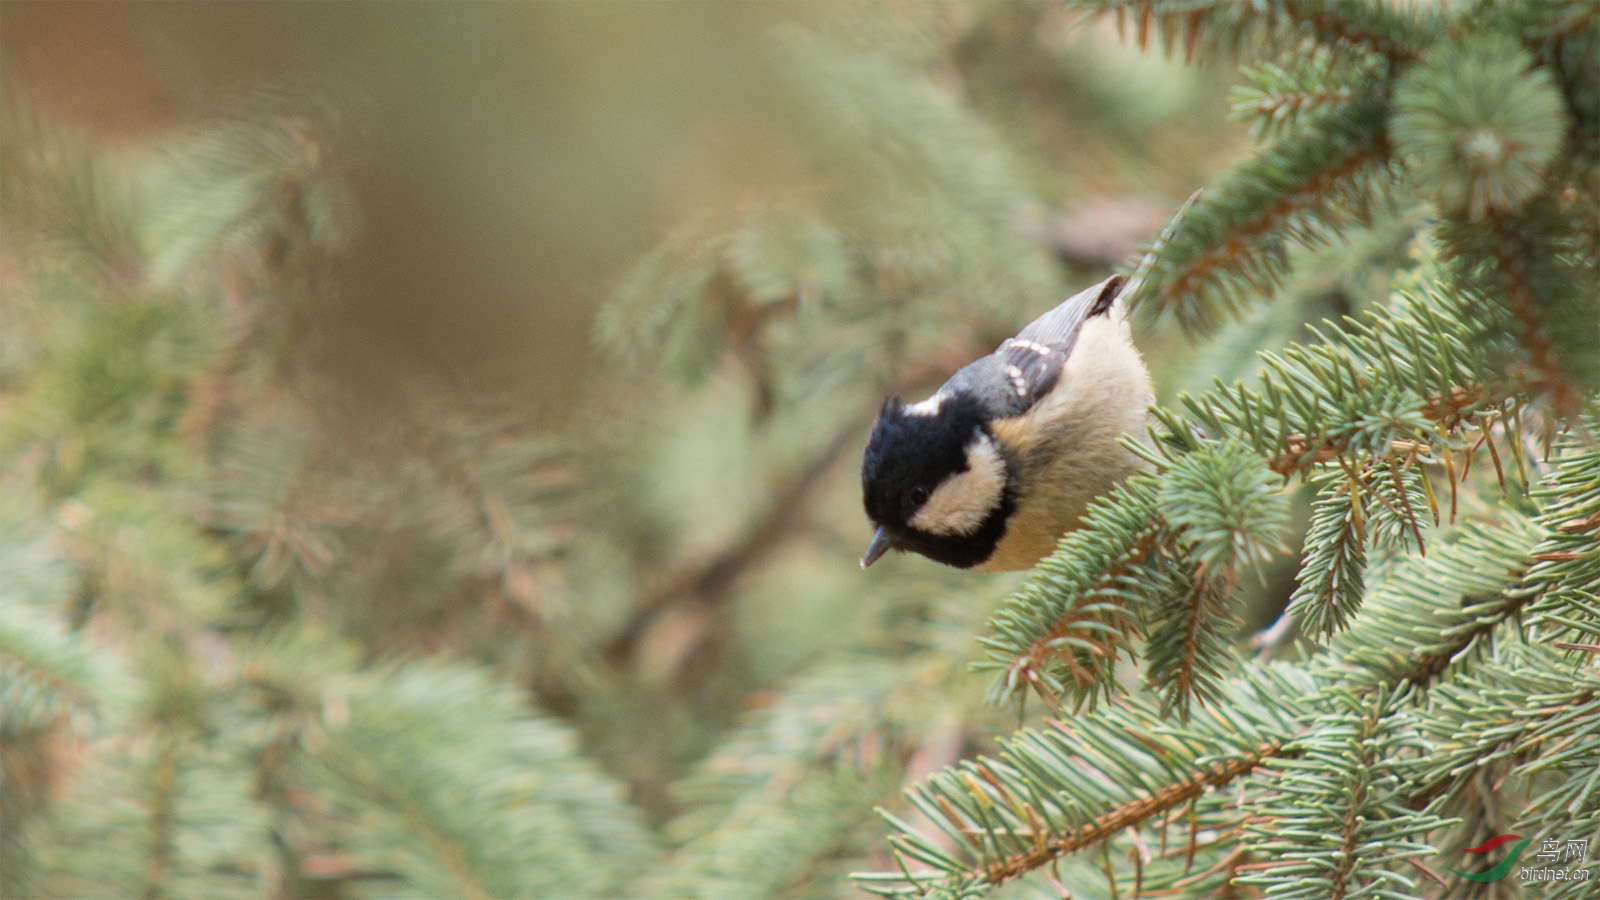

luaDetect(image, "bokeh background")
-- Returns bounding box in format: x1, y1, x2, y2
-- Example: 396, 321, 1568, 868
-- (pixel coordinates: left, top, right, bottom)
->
2, 3, 1409, 896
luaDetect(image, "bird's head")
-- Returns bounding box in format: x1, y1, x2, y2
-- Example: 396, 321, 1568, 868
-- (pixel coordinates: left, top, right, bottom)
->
860, 393, 1012, 569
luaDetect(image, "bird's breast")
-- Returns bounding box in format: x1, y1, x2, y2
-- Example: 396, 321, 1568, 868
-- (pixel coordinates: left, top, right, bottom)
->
973, 315, 1153, 572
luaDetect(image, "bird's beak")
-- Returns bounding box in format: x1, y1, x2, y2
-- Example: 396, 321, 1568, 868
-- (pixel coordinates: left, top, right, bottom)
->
860, 526, 897, 569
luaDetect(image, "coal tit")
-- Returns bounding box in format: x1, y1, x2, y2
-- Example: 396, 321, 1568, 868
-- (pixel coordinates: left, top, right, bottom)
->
860, 275, 1152, 571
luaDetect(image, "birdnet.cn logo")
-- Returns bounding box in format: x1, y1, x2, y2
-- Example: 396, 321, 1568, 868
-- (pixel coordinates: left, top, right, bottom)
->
1445, 834, 1591, 885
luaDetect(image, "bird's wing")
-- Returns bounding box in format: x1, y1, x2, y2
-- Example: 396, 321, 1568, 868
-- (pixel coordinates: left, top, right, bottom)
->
1014, 274, 1128, 351
934, 273, 1126, 416
939, 336, 1066, 420
938, 275, 1131, 419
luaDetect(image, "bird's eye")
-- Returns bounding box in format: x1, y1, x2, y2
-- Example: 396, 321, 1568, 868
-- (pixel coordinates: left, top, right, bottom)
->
909, 485, 929, 505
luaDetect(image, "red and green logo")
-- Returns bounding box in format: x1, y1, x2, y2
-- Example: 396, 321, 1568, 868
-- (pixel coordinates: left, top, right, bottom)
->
1447, 834, 1533, 883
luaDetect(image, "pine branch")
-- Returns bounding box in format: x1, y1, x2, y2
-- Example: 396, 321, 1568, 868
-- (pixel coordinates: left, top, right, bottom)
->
13, 642, 255, 900
977, 478, 1161, 712
0, 93, 144, 287
1235, 685, 1447, 899
1288, 471, 1368, 638
1525, 418, 1600, 643
205, 426, 342, 594
1441, 203, 1595, 419
1180, 279, 1516, 474
145, 115, 350, 288
597, 218, 774, 388
1411, 644, 1598, 811
1146, 441, 1290, 717
964, 747, 1273, 884
855, 664, 1312, 898
140, 731, 182, 900
1392, 33, 1567, 222
1326, 512, 1547, 689
1408, 643, 1600, 899
1516, 679, 1600, 828
606, 421, 860, 674
931, 434, 1562, 896
233, 629, 365, 898
1531, 7, 1600, 202
0, 607, 107, 732
307, 662, 656, 899
1136, 92, 1397, 334
1073, 0, 1433, 65
1231, 50, 1370, 139
655, 765, 903, 900
655, 657, 967, 898
873, 535, 1554, 900
21, 733, 268, 899
1143, 576, 1235, 719
670, 661, 911, 839
598, 31, 1058, 398
0, 591, 111, 896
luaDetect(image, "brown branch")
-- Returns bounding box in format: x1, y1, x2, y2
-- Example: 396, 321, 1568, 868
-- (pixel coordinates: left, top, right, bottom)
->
1327, 702, 1387, 900
1556, 512, 1600, 534
1173, 845, 1250, 888
141, 732, 180, 900
1006, 527, 1161, 699
1116, 3, 1423, 64
1246, 88, 1355, 124
1487, 212, 1581, 419
605, 423, 861, 668
1266, 436, 1342, 476
1173, 577, 1214, 716
1295, 8, 1423, 63
1401, 584, 1541, 689
1155, 139, 1391, 313
1419, 384, 1479, 431
1265, 389, 1506, 477
598, 335, 1006, 677
977, 740, 1289, 887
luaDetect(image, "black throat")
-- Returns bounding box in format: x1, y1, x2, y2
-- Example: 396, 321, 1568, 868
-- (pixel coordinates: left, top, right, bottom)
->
898, 488, 1014, 569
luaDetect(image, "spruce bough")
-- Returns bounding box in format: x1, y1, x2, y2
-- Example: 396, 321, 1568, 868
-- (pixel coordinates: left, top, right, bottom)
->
860, 2, 1600, 897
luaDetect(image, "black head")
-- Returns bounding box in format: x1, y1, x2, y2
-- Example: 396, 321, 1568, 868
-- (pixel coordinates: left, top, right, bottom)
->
860, 393, 1013, 569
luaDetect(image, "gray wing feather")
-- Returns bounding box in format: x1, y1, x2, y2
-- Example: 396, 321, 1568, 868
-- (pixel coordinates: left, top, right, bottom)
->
940, 352, 1049, 419
936, 275, 1129, 420
1015, 274, 1128, 352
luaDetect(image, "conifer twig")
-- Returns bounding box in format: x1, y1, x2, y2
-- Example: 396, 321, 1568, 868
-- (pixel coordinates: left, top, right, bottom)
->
1400, 586, 1540, 688
1149, 132, 1392, 332
606, 424, 861, 669
973, 740, 1285, 887
1486, 211, 1580, 418
1006, 527, 1160, 700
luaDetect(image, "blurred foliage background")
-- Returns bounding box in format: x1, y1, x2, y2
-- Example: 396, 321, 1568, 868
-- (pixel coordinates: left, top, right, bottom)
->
5, 2, 1596, 899
0, 4, 1240, 895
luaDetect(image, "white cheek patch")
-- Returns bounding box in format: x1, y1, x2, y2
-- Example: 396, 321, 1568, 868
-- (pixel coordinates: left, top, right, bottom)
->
909, 434, 1006, 536
904, 395, 944, 417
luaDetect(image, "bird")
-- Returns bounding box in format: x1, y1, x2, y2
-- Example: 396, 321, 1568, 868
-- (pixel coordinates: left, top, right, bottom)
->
859, 274, 1153, 572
